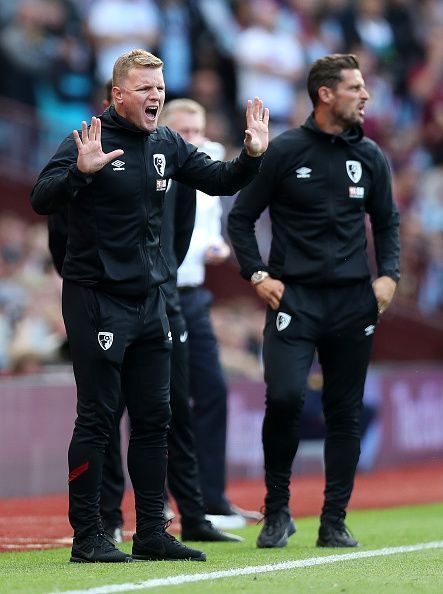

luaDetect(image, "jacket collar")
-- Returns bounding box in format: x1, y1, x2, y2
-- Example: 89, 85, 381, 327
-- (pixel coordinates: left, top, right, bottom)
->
101, 105, 156, 136
301, 113, 363, 145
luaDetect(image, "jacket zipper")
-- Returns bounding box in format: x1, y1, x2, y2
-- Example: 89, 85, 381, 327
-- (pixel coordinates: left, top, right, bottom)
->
140, 135, 150, 294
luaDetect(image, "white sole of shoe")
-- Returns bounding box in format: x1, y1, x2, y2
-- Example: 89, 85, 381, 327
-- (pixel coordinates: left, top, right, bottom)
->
204, 514, 246, 530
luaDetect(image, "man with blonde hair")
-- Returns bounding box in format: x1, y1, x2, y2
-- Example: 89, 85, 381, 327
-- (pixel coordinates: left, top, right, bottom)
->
31, 48, 269, 563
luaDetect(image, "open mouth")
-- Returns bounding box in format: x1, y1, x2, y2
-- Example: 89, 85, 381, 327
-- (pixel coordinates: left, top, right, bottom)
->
145, 106, 158, 121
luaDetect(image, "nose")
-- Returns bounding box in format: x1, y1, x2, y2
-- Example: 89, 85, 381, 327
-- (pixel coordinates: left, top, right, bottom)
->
361, 87, 370, 101
148, 87, 161, 100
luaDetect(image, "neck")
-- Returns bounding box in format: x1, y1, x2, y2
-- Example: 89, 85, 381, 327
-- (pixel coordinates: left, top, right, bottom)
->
313, 109, 345, 135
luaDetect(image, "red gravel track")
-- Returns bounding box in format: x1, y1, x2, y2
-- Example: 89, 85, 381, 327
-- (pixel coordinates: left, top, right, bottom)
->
1, 460, 442, 552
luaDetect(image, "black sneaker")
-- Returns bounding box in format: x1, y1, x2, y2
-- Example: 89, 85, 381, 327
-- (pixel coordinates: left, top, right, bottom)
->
70, 531, 131, 563
132, 529, 206, 561
181, 519, 244, 542
316, 521, 359, 547
256, 507, 296, 548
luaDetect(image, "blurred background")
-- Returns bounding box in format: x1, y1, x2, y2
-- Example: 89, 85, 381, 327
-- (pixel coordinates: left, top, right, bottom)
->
1, 0, 443, 497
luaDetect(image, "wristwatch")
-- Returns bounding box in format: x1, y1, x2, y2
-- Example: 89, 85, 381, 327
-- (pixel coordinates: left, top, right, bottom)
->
251, 270, 269, 285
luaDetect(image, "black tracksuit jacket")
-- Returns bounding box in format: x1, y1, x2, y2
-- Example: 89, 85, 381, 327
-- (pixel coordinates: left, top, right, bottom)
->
228, 114, 400, 286
32, 105, 261, 297
47, 180, 195, 316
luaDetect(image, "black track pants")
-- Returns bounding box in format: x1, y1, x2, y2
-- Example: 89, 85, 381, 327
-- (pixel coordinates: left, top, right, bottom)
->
179, 287, 228, 510
100, 311, 208, 529
166, 312, 206, 524
261, 281, 378, 522
62, 281, 171, 539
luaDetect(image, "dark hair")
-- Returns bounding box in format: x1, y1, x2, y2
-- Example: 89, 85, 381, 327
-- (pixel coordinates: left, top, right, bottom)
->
307, 54, 360, 107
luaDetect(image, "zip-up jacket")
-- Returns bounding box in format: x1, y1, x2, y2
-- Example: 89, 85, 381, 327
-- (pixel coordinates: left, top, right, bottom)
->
47, 180, 195, 317
228, 114, 400, 285
32, 106, 262, 296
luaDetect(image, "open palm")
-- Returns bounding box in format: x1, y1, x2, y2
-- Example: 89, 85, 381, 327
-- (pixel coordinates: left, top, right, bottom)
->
73, 117, 124, 174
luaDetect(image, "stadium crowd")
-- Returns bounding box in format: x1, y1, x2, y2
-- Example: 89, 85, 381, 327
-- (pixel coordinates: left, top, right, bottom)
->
1, 0, 443, 374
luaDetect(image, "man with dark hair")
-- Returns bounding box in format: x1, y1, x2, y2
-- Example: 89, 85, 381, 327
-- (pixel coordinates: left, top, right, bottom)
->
32, 48, 269, 564
228, 53, 400, 549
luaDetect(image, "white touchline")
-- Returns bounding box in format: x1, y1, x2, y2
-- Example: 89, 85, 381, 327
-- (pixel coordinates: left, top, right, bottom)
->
49, 541, 443, 594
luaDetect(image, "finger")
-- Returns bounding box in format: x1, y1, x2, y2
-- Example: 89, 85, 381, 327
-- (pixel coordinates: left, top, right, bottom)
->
95, 117, 101, 144
253, 97, 262, 121
262, 107, 270, 126
81, 121, 88, 144
89, 117, 98, 142
73, 129, 82, 151
245, 99, 253, 122
270, 298, 279, 310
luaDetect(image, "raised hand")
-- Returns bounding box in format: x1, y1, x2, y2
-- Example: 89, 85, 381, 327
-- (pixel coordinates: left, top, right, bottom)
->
73, 117, 124, 174
244, 97, 269, 157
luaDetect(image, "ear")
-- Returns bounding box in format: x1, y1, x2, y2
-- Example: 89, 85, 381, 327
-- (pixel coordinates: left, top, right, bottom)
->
113, 86, 123, 104
318, 86, 334, 105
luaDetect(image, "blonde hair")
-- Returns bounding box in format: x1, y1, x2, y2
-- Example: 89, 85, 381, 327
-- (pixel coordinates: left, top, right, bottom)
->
159, 98, 205, 126
112, 49, 163, 87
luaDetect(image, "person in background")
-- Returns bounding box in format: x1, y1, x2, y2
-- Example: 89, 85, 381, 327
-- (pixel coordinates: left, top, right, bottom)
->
166, 100, 262, 529
228, 53, 399, 549
32, 48, 268, 564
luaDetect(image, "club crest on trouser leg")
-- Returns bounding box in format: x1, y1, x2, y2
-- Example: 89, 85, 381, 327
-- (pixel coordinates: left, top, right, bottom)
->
276, 312, 291, 331
98, 331, 114, 350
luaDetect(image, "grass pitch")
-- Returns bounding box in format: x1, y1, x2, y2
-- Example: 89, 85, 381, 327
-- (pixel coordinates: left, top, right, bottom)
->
0, 503, 442, 594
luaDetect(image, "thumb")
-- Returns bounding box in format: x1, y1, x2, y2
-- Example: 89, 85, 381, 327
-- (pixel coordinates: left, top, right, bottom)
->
103, 149, 124, 165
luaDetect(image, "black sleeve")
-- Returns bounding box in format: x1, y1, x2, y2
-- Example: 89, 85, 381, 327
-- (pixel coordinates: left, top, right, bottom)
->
47, 209, 68, 276
366, 146, 400, 283
173, 184, 196, 267
170, 130, 264, 197
227, 144, 278, 280
30, 135, 94, 215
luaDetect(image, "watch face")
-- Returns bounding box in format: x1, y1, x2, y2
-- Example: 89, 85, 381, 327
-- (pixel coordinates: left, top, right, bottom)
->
252, 271, 267, 284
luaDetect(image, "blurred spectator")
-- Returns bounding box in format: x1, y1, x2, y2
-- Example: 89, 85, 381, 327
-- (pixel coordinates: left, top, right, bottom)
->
233, 0, 305, 136
0, 213, 66, 374
157, 1, 203, 100
86, 0, 161, 85
190, 68, 240, 149
211, 298, 265, 381
418, 231, 443, 315
339, 0, 396, 64
409, 24, 443, 165
0, 0, 58, 107
385, 0, 422, 96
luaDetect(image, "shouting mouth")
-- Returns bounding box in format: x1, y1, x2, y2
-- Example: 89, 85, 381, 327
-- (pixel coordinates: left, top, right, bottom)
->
145, 106, 158, 121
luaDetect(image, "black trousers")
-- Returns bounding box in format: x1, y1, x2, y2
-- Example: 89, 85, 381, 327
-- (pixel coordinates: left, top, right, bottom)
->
100, 311, 207, 527
262, 281, 378, 523
179, 287, 228, 510
62, 280, 171, 539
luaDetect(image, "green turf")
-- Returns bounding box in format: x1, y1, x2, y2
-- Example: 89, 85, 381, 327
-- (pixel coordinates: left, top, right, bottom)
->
1, 503, 443, 594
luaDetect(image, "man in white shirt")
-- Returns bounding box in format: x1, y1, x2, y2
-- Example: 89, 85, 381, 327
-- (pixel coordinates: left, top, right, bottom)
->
163, 99, 260, 528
